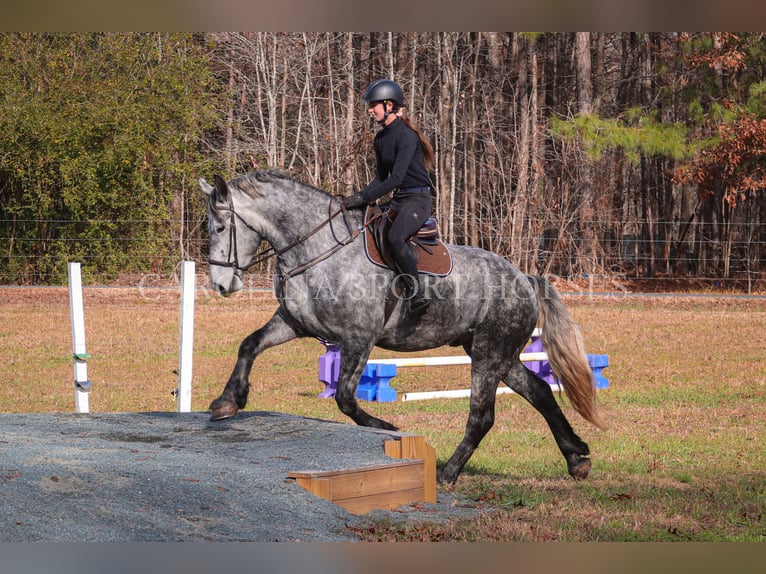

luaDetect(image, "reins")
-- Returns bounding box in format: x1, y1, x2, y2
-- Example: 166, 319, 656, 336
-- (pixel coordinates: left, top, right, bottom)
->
208, 191, 382, 279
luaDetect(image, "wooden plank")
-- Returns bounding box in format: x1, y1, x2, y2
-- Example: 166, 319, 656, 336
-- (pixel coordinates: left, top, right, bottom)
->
327, 462, 423, 500
383, 438, 402, 458
293, 475, 332, 500
289, 461, 425, 515
289, 433, 437, 513
289, 460, 417, 479
336, 487, 425, 515
386, 435, 437, 503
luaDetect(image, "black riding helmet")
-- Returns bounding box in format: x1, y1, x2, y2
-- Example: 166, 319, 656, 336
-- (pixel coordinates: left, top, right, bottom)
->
364, 79, 404, 106
364, 79, 404, 123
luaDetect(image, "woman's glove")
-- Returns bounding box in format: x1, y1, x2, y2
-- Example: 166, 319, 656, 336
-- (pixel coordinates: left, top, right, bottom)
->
342, 193, 367, 209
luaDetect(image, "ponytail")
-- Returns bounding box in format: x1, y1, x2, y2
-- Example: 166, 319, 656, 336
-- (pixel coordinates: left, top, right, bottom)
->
398, 110, 435, 171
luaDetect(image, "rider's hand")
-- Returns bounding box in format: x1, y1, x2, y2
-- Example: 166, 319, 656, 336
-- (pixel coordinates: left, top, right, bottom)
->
342, 193, 367, 209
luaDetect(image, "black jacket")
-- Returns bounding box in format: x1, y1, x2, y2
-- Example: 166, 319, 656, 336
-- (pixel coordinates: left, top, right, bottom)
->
360, 118, 432, 203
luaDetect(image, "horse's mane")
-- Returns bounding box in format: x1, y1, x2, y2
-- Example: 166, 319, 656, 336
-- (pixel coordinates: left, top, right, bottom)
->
232, 168, 338, 203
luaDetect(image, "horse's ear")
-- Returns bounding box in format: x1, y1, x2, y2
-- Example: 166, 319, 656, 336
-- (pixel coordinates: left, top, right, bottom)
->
199, 177, 214, 197
213, 174, 229, 201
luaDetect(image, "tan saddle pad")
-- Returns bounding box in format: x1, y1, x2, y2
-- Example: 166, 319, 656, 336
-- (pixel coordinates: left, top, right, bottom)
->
362, 207, 453, 277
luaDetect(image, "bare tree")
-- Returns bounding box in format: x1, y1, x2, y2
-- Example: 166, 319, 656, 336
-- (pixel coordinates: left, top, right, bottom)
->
199, 32, 765, 287
575, 32, 598, 276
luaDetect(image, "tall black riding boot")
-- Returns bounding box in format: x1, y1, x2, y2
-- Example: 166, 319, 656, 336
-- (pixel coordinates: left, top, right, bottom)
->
394, 244, 429, 317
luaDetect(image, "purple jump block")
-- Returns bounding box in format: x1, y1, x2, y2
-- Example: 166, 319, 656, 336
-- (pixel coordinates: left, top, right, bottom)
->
317, 337, 608, 402
317, 344, 399, 401
317, 344, 341, 398
524, 336, 609, 389
523, 336, 558, 386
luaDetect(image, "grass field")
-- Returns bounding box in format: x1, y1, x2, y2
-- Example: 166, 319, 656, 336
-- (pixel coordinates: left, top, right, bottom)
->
0, 284, 764, 541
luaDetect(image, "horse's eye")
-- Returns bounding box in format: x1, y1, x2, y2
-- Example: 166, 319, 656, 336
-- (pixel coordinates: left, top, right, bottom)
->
215, 225, 225, 234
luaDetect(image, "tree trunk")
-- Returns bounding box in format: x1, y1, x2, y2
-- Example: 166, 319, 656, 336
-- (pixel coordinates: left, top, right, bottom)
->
436, 33, 458, 243
343, 33, 356, 192
575, 32, 596, 276
510, 37, 530, 269
225, 56, 235, 172
464, 33, 481, 247
527, 39, 542, 274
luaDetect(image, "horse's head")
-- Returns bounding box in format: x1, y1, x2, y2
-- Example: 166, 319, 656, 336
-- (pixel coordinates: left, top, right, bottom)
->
199, 174, 262, 296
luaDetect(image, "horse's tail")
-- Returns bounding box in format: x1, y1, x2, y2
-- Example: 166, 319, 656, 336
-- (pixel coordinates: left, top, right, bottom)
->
528, 275, 607, 430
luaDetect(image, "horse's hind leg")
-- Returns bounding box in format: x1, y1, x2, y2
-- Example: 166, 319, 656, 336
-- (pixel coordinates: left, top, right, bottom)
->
504, 361, 592, 479
438, 359, 501, 484
209, 309, 299, 421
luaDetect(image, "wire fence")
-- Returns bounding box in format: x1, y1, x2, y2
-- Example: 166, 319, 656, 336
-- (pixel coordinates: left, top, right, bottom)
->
2, 218, 765, 292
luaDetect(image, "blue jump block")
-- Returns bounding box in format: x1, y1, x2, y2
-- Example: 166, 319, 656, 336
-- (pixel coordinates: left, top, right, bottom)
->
525, 336, 609, 389
357, 362, 398, 402
318, 343, 400, 402
587, 353, 610, 389
317, 337, 608, 402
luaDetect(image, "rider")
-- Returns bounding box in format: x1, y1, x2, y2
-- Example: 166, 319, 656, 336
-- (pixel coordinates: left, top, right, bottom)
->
342, 79, 435, 317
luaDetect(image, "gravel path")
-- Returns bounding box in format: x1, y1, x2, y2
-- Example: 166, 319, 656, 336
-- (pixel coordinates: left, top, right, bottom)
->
0, 411, 484, 542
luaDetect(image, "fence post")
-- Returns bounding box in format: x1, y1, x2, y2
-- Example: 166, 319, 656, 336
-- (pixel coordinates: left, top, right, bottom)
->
68, 262, 91, 413
175, 261, 195, 412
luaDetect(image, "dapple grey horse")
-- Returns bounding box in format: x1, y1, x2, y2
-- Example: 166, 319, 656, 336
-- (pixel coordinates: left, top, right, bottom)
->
199, 168, 604, 484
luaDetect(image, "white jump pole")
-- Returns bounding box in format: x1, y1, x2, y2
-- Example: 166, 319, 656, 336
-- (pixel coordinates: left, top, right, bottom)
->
175, 261, 196, 413
380, 328, 552, 402
372, 352, 549, 368
401, 383, 564, 402
67, 262, 91, 413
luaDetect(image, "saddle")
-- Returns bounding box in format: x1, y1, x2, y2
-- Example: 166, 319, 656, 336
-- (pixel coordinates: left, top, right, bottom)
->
363, 205, 453, 277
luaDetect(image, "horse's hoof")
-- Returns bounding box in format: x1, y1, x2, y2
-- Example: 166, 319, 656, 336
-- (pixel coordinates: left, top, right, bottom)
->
437, 468, 458, 485
209, 403, 238, 422
568, 456, 591, 480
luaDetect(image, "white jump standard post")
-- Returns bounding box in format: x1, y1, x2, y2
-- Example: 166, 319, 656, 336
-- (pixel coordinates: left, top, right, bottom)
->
68, 262, 91, 413
175, 261, 196, 413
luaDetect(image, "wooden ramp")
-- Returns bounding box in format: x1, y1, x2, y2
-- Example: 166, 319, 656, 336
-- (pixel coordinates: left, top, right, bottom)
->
289, 434, 436, 515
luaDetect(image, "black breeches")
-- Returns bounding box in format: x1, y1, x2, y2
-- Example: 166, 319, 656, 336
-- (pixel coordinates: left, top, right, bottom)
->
386, 193, 432, 279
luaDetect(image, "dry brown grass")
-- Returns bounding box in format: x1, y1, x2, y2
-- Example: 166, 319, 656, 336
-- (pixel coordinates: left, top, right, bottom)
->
1, 286, 764, 540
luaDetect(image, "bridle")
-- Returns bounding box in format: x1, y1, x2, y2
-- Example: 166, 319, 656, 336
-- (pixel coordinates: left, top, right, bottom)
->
206, 191, 261, 272
207, 190, 379, 278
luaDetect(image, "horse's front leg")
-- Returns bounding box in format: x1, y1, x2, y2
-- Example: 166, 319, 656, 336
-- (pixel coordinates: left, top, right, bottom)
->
438, 364, 499, 484
209, 309, 299, 421
335, 342, 397, 431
